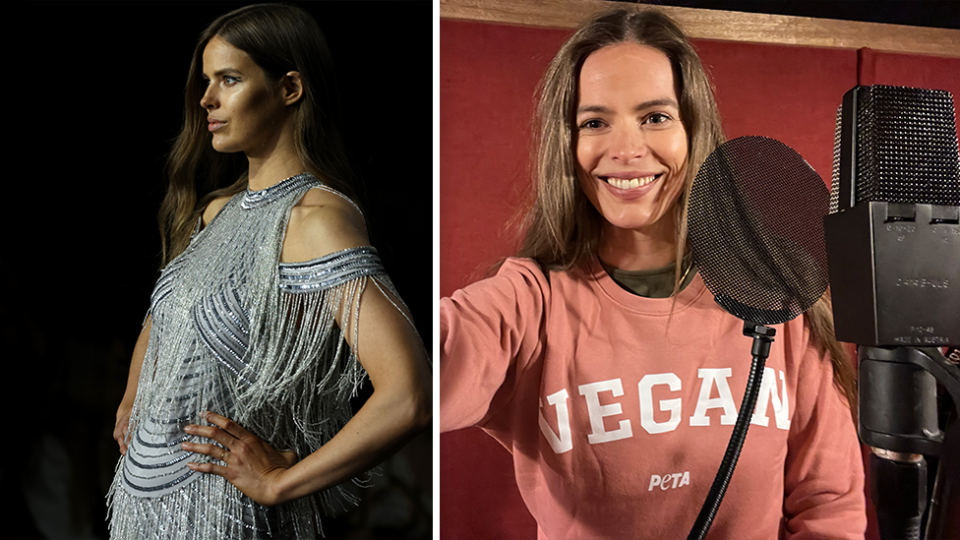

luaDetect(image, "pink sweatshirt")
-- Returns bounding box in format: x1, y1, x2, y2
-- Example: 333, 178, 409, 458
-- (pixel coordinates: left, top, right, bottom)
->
441, 258, 866, 540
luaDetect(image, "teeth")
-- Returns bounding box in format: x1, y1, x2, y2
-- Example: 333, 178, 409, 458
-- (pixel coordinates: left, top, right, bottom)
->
606, 176, 657, 189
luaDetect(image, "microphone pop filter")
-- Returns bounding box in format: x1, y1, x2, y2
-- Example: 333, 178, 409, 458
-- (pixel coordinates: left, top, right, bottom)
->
688, 136, 829, 325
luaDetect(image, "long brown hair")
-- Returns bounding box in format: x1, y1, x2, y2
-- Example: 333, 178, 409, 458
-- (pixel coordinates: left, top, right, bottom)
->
518, 8, 857, 417
159, 3, 357, 266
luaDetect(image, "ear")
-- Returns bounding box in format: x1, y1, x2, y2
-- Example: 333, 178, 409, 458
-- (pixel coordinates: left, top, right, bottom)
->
281, 71, 304, 106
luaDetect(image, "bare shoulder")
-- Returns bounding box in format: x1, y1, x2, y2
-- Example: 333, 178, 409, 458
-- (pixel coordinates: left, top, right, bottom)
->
282, 188, 369, 263
201, 195, 233, 226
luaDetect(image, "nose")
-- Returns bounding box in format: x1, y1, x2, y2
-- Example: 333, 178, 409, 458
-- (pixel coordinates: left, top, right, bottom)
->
609, 125, 648, 162
200, 83, 218, 111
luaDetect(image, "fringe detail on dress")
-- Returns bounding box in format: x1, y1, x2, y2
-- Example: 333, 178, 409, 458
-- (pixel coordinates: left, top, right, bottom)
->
108, 463, 321, 539
107, 175, 396, 538
234, 274, 382, 515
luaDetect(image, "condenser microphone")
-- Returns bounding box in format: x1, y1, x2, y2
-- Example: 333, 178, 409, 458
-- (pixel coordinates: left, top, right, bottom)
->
824, 85, 960, 540
826, 85, 960, 347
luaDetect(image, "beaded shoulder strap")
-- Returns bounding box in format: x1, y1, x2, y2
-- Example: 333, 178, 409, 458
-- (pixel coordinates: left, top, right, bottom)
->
278, 247, 383, 294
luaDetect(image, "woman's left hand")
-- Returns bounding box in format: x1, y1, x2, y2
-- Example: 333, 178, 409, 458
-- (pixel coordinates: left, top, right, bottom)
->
182, 411, 299, 506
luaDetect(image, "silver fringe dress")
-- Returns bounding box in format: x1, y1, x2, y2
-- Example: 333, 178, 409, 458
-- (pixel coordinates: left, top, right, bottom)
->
108, 173, 406, 539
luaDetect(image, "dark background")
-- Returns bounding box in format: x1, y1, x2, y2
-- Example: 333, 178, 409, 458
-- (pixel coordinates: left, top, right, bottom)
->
8, 1, 432, 538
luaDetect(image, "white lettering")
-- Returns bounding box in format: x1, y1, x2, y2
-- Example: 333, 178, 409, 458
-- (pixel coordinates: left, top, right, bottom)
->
660, 472, 671, 490
648, 471, 691, 491
638, 373, 682, 434
543, 367, 787, 450
539, 389, 573, 454
750, 368, 791, 430
670, 473, 682, 488
649, 474, 662, 491
690, 368, 738, 426
579, 379, 633, 444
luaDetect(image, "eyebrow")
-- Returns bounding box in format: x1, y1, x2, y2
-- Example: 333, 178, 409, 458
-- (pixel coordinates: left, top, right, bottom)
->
576, 99, 679, 116
203, 68, 242, 78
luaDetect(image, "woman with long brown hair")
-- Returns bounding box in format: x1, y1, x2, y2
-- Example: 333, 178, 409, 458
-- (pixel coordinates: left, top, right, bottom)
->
108, 4, 431, 538
440, 9, 865, 539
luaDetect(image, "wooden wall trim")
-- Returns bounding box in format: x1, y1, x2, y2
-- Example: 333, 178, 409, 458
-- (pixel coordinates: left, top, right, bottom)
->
439, 0, 960, 58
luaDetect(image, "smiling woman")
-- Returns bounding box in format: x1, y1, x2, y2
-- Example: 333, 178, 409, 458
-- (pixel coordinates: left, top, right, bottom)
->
440, 8, 865, 540
106, 4, 431, 539
574, 42, 689, 271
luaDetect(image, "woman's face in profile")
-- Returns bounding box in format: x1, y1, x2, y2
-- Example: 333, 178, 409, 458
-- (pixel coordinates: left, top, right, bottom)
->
200, 36, 289, 157
575, 42, 688, 235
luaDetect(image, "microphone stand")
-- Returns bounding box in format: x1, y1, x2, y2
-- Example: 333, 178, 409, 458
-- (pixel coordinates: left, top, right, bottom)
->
858, 346, 960, 540
825, 196, 960, 539
687, 322, 775, 540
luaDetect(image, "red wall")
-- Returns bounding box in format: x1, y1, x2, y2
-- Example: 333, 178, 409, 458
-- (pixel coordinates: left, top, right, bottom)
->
440, 18, 960, 539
